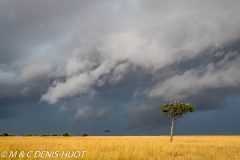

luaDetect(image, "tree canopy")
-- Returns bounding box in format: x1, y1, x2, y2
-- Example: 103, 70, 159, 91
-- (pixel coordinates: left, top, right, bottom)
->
159, 101, 195, 120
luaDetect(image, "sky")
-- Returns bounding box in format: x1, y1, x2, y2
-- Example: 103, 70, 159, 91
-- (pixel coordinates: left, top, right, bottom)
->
0, 0, 240, 136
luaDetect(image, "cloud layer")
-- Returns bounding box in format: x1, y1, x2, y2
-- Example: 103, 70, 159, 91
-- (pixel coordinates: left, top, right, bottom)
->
36, 0, 240, 104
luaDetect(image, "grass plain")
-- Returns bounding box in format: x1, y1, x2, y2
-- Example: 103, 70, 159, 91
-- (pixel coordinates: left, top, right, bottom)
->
0, 136, 240, 160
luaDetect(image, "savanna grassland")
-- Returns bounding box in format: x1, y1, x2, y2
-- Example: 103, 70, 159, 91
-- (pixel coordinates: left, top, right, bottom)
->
0, 136, 240, 160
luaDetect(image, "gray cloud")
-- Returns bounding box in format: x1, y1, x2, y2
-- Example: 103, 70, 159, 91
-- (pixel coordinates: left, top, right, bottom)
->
38, 0, 240, 104
149, 52, 240, 100
72, 105, 112, 121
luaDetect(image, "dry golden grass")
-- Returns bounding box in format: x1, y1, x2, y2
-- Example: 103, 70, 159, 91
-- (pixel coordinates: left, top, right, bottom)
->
0, 136, 240, 160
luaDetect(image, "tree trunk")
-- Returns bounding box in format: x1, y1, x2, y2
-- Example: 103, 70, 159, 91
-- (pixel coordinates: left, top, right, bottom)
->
170, 117, 174, 142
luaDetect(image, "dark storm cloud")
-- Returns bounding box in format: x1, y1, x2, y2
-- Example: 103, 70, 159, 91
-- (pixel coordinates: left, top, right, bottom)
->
1, 0, 240, 135
125, 103, 168, 130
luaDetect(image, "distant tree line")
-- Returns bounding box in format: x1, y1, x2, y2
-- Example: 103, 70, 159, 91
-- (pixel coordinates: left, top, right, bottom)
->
0, 133, 90, 137
1, 130, 111, 137
0, 132, 231, 137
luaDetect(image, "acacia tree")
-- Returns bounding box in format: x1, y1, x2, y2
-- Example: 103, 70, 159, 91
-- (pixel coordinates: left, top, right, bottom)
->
104, 130, 110, 135
159, 101, 195, 142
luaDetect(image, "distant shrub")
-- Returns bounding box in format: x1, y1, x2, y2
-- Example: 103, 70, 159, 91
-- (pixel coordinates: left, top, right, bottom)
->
82, 134, 88, 137
1, 133, 9, 136
63, 133, 70, 136
218, 134, 227, 136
